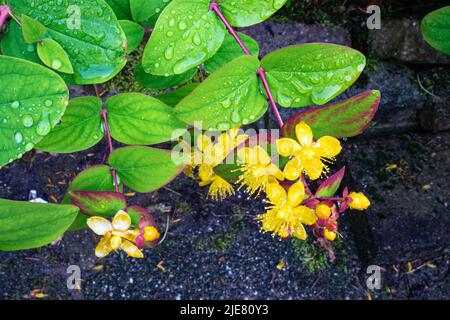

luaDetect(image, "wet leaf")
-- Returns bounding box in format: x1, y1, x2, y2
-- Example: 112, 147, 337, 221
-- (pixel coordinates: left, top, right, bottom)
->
175, 55, 268, 130
220, 0, 288, 27
134, 62, 196, 90
105, 0, 132, 20
37, 38, 74, 74
315, 167, 345, 198
421, 6, 450, 55
157, 83, 199, 107
8, 0, 127, 84
142, 0, 226, 76
109, 146, 186, 193
204, 32, 259, 74
0, 199, 78, 250
119, 20, 144, 53
1, 21, 41, 64
21, 14, 46, 43
281, 90, 380, 139
130, 0, 171, 24
0, 56, 69, 168
106, 93, 187, 145
261, 43, 366, 108
36, 96, 104, 153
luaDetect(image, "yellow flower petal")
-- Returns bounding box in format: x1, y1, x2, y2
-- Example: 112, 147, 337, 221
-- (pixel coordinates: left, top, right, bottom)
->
235, 134, 249, 146
112, 210, 131, 231
110, 235, 122, 251
199, 164, 214, 182
292, 223, 307, 240
300, 151, 324, 180
295, 122, 313, 147
121, 239, 144, 258
87, 216, 113, 236
315, 136, 342, 158
95, 234, 112, 258
277, 138, 301, 157
266, 183, 286, 206
287, 180, 305, 207
283, 157, 303, 181
294, 206, 317, 225
196, 134, 212, 152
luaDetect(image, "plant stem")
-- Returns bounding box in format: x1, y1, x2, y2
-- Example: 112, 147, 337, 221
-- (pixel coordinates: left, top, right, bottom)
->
210, 2, 284, 128
0, 5, 9, 31
100, 101, 120, 193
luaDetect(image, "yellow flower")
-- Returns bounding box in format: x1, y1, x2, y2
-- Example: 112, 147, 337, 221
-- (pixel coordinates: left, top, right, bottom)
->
87, 210, 143, 259
191, 129, 248, 200
237, 145, 284, 197
347, 192, 371, 210
277, 122, 342, 180
259, 181, 317, 240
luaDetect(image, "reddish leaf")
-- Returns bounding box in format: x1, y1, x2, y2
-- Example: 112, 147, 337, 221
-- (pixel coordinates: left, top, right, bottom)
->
69, 190, 126, 216
281, 90, 381, 139
315, 167, 346, 198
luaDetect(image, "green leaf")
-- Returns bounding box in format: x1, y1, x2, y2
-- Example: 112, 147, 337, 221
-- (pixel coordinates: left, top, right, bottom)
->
0, 199, 78, 251
421, 6, 450, 55
36, 96, 104, 153
281, 90, 380, 139
204, 32, 259, 74
0, 56, 69, 168
130, 0, 171, 24
69, 190, 126, 216
62, 165, 118, 205
157, 83, 199, 107
9, 0, 127, 84
105, 0, 132, 20
1, 21, 41, 64
219, 0, 288, 27
175, 55, 267, 130
37, 38, 74, 74
315, 167, 345, 198
142, 0, 226, 76
119, 20, 144, 53
106, 93, 187, 145
261, 43, 366, 108
21, 14, 47, 44
134, 63, 196, 90
109, 146, 186, 193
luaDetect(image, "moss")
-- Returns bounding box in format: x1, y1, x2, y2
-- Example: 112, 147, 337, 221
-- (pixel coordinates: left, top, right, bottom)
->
195, 209, 245, 254
292, 239, 329, 274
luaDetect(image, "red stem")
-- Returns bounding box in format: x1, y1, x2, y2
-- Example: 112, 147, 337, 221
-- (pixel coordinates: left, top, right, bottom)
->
0, 5, 9, 31
210, 2, 284, 128
101, 108, 120, 193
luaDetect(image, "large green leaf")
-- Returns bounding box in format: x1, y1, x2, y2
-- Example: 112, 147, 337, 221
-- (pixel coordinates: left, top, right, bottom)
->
106, 93, 187, 145
0, 199, 79, 251
281, 90, 380, 139
142, 0, 226, 76
8, 0, 128, 84
119, 20, 144, 54
36, 38, 74, 74
204, 32, 259, 74
105, 0, 132, 20
421, 6, 450, 55
36, 96, 104, 153
219, 0, 288, 27
261, 43, 366, 108
175, 55, 267, 130
157, 83, 199, 107
0, 56, 69, 168
134, 62, 196, 90
109, 146, 186, 193
130, 0, 171, 24
1, 21, 41, 64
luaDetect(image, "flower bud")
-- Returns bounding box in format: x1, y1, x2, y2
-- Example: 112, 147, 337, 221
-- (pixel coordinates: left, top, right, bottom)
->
143, 226, 160, 242
324, 229, 337, 241
315, 203, 331, 219
346, 192, 371, 210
